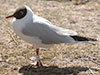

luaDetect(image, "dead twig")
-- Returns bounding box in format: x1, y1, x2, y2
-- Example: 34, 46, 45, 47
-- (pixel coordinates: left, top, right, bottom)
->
5, 26, 18, 46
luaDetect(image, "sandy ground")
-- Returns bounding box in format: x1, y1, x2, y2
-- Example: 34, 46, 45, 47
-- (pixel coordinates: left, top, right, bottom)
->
0, 0, 100, 75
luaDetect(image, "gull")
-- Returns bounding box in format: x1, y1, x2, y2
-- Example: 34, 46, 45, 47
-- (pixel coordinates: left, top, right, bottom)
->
6, 5, 96, 66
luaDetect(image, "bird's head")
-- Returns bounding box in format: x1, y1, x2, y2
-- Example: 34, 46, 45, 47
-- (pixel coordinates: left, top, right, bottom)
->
6, 5, 33, 20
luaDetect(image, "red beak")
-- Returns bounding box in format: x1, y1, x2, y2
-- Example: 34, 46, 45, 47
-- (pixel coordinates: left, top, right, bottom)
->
6, 15, 14, 19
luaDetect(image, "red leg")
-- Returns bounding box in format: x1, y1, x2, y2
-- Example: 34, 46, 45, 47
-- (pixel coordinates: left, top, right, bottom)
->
36, 48, 43, 67
36, 48, 40, 66
30, 48, 43, 67
36, 48, 39, 56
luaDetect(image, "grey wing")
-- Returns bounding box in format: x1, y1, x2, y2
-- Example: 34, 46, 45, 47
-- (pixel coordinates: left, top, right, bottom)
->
22, 22, 75, 44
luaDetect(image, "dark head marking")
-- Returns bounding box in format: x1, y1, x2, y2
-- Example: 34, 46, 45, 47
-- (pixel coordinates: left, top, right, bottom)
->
13, 6, 27, 19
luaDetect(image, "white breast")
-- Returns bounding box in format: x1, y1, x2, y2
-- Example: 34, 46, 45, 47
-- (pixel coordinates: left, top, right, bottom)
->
12, 18, 52, 48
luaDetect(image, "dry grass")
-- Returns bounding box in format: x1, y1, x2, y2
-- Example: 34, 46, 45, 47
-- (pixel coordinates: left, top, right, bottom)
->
0, 0, 100, 75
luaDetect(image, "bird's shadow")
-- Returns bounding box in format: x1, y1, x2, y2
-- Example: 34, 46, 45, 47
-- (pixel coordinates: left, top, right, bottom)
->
19, 65, 91, 75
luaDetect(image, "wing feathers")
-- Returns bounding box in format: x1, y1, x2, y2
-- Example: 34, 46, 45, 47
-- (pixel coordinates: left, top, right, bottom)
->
70, 36, 97, 42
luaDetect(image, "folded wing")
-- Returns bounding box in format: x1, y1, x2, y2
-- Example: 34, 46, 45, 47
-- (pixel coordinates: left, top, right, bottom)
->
22, 19, 97, 44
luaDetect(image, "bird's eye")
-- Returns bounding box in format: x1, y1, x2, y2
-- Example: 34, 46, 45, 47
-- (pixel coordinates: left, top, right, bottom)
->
20, 11, 24, 14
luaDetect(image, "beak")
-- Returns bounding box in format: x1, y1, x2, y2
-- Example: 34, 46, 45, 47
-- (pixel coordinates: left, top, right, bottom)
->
6, 14, 14, 19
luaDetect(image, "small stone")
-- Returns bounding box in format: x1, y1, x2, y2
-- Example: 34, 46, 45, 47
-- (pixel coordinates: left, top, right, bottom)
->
0, 55, 3, 62
30, 56, 37, 66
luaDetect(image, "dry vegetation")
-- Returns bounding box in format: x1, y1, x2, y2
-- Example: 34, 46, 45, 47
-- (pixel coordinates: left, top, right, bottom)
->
0, 0, 100, 75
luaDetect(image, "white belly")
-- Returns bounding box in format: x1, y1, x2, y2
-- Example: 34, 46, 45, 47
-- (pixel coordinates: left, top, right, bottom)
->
12, 20, 52, 48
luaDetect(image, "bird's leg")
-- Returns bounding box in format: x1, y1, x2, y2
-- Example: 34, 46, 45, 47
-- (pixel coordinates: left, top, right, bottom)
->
36, 48, 40, 66
30, 48, 43, 67
36, 48, 43, 67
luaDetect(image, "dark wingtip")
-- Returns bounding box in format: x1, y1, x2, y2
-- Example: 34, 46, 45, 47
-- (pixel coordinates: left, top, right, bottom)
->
89, 38, 97, 41
71, 36, 97, 42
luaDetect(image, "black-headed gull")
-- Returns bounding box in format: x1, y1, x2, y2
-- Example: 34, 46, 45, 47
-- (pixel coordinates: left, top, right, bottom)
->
6, 5, 96, 66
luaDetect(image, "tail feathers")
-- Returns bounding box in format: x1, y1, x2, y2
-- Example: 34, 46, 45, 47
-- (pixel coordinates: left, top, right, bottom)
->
70, 36, 97, 42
